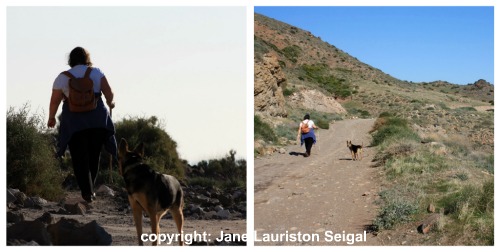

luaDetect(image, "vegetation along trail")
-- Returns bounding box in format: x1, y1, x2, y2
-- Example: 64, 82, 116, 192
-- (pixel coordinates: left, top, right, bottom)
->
254, 118, 380, 245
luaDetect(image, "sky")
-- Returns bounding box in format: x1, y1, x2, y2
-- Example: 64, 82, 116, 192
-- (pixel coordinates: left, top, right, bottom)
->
254, 6, 494, 85
6, 6, 247, 164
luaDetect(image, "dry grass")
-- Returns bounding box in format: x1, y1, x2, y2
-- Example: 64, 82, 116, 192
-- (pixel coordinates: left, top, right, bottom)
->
371, 113, 494, 245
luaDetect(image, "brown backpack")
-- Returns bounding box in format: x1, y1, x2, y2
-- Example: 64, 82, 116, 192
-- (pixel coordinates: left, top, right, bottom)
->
301, 120, 310, 134
61, 67, 97, 112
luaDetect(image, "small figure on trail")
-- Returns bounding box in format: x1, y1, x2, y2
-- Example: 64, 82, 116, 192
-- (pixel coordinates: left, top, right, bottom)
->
47, 46, 117, 203
297, 113, 318, 157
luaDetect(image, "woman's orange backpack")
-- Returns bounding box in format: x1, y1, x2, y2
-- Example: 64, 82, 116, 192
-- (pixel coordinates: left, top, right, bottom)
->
301, 120, 310, 134
61, 67, 97, 112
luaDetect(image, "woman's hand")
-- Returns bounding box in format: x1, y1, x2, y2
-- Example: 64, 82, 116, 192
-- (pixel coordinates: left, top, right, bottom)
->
107, 100, 115, 109
48, 89, 63, 128
47, 118, 56, 128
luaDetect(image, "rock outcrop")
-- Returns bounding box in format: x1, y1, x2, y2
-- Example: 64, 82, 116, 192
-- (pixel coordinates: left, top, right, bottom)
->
289, 89, 347, 114
254, 54, 287, 117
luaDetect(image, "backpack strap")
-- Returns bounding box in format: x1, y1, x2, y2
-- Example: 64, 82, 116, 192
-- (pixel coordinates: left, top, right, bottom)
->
61, 71, 75, 79
61, 67, 92, 79
84, 67, 93, 78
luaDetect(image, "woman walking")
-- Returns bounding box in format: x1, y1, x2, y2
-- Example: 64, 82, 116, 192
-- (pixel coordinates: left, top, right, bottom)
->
297, 113, 318, 157
47, 47, 116, 203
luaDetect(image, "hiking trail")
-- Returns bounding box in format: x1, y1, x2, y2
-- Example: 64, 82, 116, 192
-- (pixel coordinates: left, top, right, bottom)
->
254, 118, 381, 245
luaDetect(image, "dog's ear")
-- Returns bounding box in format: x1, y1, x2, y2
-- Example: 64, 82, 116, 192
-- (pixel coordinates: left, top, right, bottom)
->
119, 138, 129, 157
134, 142, 145, 158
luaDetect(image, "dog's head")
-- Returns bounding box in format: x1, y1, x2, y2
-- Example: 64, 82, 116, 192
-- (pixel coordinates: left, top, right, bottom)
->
118, 138, 144, 176
347, 140, 352, 148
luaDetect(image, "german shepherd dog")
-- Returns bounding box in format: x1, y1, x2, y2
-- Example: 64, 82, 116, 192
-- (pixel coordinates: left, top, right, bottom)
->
347, 140, 363, 161
118, 138, 184, 246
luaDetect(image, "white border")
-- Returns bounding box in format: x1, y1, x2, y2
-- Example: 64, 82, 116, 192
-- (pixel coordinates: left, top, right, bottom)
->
2, 0, 498, 250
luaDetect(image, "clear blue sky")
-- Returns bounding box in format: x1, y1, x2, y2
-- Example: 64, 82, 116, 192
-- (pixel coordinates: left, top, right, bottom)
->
7, 7, 246, 164
255, 6, 494, 85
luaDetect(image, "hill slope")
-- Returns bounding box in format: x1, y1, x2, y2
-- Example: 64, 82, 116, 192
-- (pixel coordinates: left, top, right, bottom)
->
254, 13, 494, 246
254, 13, 493, 153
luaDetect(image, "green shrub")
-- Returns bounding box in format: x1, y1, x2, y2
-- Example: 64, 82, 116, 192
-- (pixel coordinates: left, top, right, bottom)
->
306, 111, 341, 130
439, 180, 493, 219
478, 179, 494, 215
370, 114, 419, 146
315, 118, 329, 129
454, 106, 477, 112
437, 180, 494, 244
188, 177, 220, 188
283, 87, 294, 97
282, 45, 301, 63
372, 124, 420, 146
275, 123, 296, 141
471, 153, 494, 173
254, 115, 277, 143
372, 140, 418, 167
385, 151, 447, 179
189, 150, 246, 190
7, 105, 64, 200
299, 63, 353, 98
373, 199, 418, 230
114, 116, 185, 179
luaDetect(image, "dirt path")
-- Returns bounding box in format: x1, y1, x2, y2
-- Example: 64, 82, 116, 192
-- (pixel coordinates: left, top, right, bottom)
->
254, 118, 381, 246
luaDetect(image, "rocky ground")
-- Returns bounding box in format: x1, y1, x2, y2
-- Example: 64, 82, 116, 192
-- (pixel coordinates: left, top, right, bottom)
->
7, 183, 246, 246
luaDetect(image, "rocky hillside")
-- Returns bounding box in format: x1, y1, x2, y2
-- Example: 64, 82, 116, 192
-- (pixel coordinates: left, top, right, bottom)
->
254, 13, 493, 152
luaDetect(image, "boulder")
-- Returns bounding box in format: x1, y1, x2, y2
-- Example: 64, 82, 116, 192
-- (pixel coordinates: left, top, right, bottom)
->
218, 193, 234, 208
7, 211, 25, 223
64, 202, 87, 215
216, 209, 231, 220
96, 185, 115, 197
427, 204, 436, 213
36, 212, 57, 225
47, 218, 112, 245
417, 213, 441, 234
7, 220, 51, 245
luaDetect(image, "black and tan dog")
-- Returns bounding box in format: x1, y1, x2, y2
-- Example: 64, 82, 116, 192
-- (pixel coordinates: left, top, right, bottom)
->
118, 138, 184, 246
347, 140, 363, 161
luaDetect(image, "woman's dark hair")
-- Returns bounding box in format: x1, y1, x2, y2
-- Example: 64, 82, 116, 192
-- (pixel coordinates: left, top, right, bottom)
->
68, 47, 93, 67
303, 113, 310, 120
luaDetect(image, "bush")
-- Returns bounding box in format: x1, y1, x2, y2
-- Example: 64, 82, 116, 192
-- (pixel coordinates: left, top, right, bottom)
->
299, 64, 353, 98
385, 150, 447, 179
440, 180, 494, 217
282, 45, 301, 63
275, 123, 297, 141
436, 179, 494, 244
283, 87, 294, 97
188, 177, 220, 188
114, 116, 185, 179
315, 118, 329, 129
7, 105, 64, 200
254, 115, 277, 143
372, 124, 420, 146
371, 114, 419, 146
189, 150, 246, 190
373, 199, 418, 230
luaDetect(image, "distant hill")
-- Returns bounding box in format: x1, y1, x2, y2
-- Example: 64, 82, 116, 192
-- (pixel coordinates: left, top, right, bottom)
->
254, 13, 493, 151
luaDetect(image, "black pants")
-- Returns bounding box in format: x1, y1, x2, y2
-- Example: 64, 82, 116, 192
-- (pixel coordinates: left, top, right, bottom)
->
68, 128, 107, 198
304, 137, 314, 156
